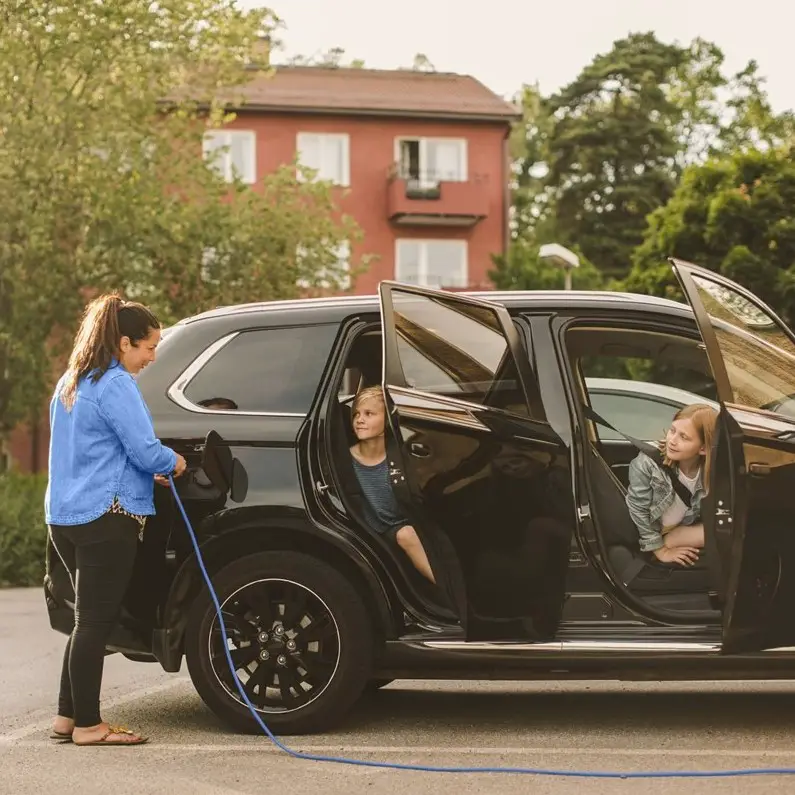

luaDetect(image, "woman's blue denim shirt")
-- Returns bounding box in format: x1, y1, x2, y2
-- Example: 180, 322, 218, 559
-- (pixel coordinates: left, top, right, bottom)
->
625, 452, 704, 552
45, 362, 177, 525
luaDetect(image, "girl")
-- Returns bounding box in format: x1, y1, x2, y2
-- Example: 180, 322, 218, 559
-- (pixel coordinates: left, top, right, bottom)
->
349, 386, 435, 583
626, 403, 718, 567
46, 294, 187, 747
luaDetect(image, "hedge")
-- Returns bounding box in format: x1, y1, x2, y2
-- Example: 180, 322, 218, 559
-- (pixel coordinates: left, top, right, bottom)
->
0, 472, 48, 587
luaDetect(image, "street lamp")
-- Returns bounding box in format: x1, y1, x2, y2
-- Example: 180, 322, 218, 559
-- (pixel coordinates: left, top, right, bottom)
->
539, 243, 580, 291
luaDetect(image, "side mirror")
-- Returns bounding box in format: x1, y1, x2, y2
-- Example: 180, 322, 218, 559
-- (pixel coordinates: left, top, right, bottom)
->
200, 430, 248, 503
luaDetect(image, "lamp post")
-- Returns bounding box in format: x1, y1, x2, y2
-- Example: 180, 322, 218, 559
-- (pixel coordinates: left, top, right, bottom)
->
539, 243, 580, 291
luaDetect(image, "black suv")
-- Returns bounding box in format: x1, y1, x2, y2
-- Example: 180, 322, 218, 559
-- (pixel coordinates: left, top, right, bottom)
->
44, 260, 795, 734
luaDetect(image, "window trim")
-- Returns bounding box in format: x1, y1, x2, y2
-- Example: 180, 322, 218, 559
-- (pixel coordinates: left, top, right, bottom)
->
202, 130, 257, 184
296, 132, 351, 187
394, 238, 468, 288
167, 332, 305, 418
393, 136, 468, 182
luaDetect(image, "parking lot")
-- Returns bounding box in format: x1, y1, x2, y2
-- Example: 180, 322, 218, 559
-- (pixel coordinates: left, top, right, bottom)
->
4, 588, 795, 794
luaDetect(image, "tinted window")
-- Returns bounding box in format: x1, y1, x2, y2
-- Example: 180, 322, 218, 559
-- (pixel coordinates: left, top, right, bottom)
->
590, 392, 679, 442
690, 274, 795, 414
388, 291, 532, 418
184, 325, 335, 413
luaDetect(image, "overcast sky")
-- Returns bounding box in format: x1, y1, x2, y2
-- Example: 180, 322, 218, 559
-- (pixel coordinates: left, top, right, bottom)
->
239, 0, 794, 111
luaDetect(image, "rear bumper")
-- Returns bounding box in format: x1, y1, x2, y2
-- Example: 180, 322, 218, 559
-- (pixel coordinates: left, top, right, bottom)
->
43, 583, 176, 667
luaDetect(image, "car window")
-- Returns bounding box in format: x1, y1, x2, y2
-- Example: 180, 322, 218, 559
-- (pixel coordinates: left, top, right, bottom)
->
688, 274, 795, 415
387, 291, 535, 418
183, 325, 335, 413
590, 392, 678, 442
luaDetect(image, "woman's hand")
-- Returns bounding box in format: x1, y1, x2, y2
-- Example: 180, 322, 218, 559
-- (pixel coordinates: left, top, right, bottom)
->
154, 454, 187, 487
173, 454, 187, 477
653, 545, 699, 567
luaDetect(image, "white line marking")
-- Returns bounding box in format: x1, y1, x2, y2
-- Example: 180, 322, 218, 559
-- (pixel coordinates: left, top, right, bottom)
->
7, 742, 795, 759
0, 677, 190, 744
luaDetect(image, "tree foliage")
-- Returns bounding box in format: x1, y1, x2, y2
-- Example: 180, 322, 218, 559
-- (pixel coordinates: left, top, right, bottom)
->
490, 242, 603, 292
624, 145, 795, 323
497, 32, 794, 293
0, 1, 366, 439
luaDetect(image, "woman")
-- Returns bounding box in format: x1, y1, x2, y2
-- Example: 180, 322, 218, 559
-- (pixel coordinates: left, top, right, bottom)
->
349, 386, 435, 583
46, 294, 187, 747
625, 403, 717, 568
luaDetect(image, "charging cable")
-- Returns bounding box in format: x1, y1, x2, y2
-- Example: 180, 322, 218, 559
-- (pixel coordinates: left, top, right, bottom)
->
168, 474, 795, 779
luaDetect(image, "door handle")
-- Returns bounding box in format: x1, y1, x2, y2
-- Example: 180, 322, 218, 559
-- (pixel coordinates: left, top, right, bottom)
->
749, 462, 771, 476
410, 443, 431, 458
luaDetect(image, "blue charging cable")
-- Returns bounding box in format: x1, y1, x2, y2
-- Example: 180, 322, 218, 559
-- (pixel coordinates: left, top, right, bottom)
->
168, 475, 795, 779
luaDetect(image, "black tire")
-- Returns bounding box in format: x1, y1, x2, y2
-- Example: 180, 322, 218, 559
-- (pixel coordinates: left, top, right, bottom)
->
185, 550, 373, 735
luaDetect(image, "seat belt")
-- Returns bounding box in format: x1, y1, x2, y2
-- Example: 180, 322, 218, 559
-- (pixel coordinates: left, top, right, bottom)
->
581, 405, 693, 509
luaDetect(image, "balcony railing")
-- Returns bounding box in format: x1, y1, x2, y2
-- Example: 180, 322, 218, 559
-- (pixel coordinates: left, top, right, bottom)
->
387, 168, 489, 227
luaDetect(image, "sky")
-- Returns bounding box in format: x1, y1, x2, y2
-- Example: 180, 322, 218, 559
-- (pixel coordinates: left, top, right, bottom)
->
239, 0, 794, 112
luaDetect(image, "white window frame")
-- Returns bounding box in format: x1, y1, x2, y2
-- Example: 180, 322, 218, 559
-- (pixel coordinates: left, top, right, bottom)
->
296, 132, 350, 187
394, 137, 468, 183
395, 239, 468, 289
202, 130, 257, 184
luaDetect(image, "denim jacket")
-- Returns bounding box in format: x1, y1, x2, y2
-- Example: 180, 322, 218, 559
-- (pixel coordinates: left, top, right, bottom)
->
625, 452, 704, 553
45, 362, 178, 525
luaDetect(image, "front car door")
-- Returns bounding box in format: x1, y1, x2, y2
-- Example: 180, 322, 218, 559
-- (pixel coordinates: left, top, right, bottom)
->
672, 258, 795, 653
379, 283, 572, 641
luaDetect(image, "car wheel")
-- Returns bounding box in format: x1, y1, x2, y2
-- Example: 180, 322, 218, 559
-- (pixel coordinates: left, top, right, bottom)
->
185, 550, 373, 735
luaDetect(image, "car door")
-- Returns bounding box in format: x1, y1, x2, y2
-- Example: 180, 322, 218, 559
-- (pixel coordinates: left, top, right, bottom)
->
671, 258, 795, 653
379, 282, 572, 642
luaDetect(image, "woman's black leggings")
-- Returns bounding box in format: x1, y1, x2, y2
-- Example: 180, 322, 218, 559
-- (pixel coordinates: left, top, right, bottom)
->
49, 512, 139, 727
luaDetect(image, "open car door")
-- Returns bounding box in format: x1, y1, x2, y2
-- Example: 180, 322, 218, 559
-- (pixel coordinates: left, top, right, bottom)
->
671, 258, 795, 653
379, 282, 571, 641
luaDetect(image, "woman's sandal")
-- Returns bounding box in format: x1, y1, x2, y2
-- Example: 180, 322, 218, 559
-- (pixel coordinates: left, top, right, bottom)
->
72, 725, 149, 747
49, 730, 73, 742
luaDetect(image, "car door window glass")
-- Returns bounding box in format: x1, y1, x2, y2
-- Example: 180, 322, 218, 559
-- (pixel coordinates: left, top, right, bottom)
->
390, 291, 532, 417
589, 392, 678, 441
183, 325, 335, 413
690, 275, 795, 414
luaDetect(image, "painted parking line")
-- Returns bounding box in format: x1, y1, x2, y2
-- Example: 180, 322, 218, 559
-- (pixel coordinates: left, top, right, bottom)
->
0, 677, 191, 744
8, 741, 795, 758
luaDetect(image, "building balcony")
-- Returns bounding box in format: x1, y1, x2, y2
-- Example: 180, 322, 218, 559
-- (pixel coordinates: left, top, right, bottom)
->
387, 170, 489, 227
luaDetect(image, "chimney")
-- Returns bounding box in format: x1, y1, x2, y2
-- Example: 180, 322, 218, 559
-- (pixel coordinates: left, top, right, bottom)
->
247, 35, 271, 70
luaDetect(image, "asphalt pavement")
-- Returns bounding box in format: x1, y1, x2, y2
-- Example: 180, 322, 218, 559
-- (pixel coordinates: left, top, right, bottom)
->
4, 587, 795, 794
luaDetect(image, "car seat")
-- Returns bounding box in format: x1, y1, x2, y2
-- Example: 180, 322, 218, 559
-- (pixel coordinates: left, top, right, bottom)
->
586, 445, 711, 594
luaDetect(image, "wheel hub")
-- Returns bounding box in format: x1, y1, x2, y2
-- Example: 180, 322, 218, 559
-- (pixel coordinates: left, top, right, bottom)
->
208, 578, 342, 715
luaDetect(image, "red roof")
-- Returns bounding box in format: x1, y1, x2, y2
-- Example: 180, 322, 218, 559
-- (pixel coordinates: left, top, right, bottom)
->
217, 66, 519, 122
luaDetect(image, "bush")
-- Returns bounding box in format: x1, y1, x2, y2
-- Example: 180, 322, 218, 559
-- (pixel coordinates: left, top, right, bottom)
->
0, 471, 48, 587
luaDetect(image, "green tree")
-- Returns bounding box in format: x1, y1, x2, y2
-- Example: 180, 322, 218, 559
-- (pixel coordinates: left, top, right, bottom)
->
624, 145, 795, 323
0, 1, 366, 443
507, 83, 554, 239
541, 32, 686, 281
718, 61, 795, 154
285, 47, 365, 68
490, 241, 603, 291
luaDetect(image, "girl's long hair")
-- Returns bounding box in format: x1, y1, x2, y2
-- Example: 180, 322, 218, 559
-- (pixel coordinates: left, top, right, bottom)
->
660, 403, 718, 492
60, 293, 159, 410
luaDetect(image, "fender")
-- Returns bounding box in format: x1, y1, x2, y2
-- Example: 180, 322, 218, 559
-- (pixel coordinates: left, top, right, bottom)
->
152, 507, 400, 672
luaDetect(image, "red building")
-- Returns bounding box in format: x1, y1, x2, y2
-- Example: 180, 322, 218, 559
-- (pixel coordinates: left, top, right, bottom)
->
204, 66, 519, 293
6, 67, 517, 473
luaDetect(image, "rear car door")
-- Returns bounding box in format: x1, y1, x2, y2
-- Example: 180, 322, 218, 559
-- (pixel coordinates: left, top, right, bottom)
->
379, 283, 572, 641
672, 258, 795, 653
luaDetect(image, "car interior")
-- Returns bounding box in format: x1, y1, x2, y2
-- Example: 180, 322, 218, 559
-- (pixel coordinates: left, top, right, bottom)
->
324, 319, 724, 621
565, 325, 720, 615
323, 329, 457, 611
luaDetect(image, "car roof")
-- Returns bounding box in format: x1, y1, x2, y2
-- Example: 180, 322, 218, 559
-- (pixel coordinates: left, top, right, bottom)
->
585, 377, 719, 409
177, 289, 693, 326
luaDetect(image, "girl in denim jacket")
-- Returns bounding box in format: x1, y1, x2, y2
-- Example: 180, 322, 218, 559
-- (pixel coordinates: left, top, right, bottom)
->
625, 403, 718, 568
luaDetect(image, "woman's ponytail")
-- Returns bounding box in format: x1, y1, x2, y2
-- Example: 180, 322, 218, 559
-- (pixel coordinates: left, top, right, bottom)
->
59, 294, 158, 410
